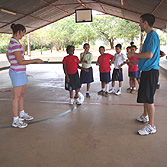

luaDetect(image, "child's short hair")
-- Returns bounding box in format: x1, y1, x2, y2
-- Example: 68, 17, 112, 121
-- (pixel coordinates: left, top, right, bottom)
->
99, 46, 105, 50
83, 43, 89, 48
130, 42, 134, 46
131, 45, 137, 49
126, 46, 131, 50
66, 45, 75, 54
115, 44, 122, 49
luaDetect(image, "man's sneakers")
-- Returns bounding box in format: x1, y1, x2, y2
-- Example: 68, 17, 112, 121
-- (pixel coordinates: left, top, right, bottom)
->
137, 114, 149, 123
12, 118, 28, 128
115, 90, 121, 95
20, 112, 34, 121
137, 115, 155, 136
138, 124, 156, 135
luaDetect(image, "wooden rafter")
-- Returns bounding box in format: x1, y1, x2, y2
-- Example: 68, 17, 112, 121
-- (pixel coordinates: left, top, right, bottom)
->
41, 0, 70, 14
151, 0, 164, 14
0, 0, 58, 29
92, 0, 167, 22
97, 0, 106, 13
75, 0, 89, 8
121, 0, 125, 18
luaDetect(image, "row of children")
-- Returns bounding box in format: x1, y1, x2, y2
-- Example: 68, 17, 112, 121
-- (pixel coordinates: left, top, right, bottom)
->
62, 43, 139, 104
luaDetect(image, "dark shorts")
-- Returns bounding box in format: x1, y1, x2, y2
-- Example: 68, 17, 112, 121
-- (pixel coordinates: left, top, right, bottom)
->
80, 67, 94, 84
128, 71, 138, 78
137, 69, 159, 104
65, 72, 81, 91
137, 70, 141, 79
100, 72, 111, 83
112, 68, 123, 81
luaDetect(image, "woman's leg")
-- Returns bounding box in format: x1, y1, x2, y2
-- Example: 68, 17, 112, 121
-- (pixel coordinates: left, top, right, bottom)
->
18, 84, 26, 112
12, 85, 25, 117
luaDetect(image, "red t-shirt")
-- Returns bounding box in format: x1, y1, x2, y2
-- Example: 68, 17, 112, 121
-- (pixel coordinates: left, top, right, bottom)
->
62, 55, 80, 74
97, 53, 114, 72
128, 57, 139, 72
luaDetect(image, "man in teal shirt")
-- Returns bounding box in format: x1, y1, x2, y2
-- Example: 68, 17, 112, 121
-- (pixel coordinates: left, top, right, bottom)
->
128, 13, 160, 135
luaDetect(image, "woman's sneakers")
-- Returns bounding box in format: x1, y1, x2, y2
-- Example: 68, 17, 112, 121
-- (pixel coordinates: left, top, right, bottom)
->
20, 112, 34, 121
12, 118, 28, 128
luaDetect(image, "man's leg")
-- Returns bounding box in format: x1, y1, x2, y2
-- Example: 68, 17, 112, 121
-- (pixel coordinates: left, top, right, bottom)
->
145, 103, 155, 127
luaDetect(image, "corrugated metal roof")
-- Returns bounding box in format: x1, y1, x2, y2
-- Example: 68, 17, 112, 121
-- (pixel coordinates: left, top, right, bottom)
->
0, 0, 166, 34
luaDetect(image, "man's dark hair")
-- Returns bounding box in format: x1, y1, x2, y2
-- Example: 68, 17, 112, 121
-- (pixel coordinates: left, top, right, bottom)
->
115, 44, 122, 49
99, 46, 105, 50
66, 45, 75, 54
140, 13, 155, 27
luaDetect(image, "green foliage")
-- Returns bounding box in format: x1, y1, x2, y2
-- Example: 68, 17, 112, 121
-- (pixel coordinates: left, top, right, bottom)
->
2, 14, 166, 54
0, 33, 12, 53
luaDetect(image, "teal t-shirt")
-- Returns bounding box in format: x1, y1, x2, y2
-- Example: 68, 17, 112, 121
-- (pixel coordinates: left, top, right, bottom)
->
138, 30, 160, 71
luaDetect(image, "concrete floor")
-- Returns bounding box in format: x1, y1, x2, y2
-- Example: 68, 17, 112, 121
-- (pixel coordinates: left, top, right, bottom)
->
0, 64, 167, 167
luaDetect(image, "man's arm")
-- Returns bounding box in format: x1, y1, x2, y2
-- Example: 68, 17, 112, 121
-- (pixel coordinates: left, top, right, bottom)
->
128, 51, 153, 59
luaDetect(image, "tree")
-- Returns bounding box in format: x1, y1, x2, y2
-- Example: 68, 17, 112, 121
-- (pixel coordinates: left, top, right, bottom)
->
116, 19, 140, 42
91, 15, 120, 49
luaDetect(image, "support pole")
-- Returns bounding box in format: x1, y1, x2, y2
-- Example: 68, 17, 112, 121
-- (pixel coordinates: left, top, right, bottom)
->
27, 34, 31, 57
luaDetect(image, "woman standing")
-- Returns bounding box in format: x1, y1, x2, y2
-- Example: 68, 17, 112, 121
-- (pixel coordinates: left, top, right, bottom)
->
6, 24, 43, 128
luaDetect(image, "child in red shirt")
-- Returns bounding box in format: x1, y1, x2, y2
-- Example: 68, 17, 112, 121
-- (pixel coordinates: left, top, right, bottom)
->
62, 45, 88, 104
127, 45, 139, 94
96, 46, 114, 97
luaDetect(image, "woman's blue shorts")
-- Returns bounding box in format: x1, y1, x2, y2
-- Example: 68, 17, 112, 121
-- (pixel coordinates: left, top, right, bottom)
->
9, 69, 29, 87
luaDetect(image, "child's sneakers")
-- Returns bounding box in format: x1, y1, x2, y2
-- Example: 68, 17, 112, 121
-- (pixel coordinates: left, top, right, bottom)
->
137, 114, 149, 123
138, 124, 156, 135
108, 89, 115, 94
127, 88, 132, 93
12, 118, 28, 128
20, 112, 34, 121
102, 91, 108, 97
78, 92, 84, 104
86, 93, 90, 98
98, 90, 105, 95
115, 90, 121, 95
76, 98, 81, 105
69, 98, 74, 105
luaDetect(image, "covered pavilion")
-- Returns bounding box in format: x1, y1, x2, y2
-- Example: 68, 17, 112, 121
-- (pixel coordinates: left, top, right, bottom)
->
0, 1, 167, 167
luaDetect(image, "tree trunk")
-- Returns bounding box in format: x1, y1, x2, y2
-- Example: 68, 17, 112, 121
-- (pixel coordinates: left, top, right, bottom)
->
131, 35, 134, 42
109, 38, 114, 49
63, 40, 65, 51
51, 42, 53, 53
41, 42, 42, 55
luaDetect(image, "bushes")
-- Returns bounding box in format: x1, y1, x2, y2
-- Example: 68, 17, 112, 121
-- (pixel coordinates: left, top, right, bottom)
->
0, 44, 8, 53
